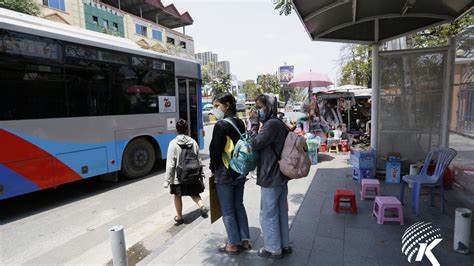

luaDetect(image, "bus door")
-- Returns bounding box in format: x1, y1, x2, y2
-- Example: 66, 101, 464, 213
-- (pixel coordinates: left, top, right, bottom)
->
177, 78, 199, 145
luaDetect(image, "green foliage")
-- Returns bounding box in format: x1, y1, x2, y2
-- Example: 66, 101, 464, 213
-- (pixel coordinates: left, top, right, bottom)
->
210, 69, 231, 95
339, 44, 372, 87
243, 80, 258, 99
0, 0, 41, 16
273, 0, 293, 16
409, 11, 473, 48
101, 27, 120, 37
257, 74, 280, 95
201, 63, 213, 86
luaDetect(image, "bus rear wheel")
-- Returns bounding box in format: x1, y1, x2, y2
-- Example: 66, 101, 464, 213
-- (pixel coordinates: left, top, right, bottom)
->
121, 138, 156, 179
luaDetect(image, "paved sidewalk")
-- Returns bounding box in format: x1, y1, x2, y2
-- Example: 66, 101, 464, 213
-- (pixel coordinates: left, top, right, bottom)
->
139, 154, 474, 266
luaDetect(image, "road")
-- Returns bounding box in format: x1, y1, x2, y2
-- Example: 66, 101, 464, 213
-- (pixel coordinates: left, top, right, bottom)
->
0, 125, 215, 265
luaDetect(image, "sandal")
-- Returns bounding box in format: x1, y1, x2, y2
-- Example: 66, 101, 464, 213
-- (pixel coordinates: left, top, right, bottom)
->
174, 216, 184, 225
218, 243, 240, 255
282, 246, 293, 255
239, 241, 252, 251
200, 206, 209, 218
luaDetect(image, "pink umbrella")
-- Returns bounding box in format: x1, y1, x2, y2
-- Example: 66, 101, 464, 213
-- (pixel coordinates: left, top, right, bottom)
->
288, 71, 334, 96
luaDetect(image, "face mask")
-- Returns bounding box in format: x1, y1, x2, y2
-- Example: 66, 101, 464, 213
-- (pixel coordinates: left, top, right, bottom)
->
213, 107, 225, 120
258, 109, 267, 122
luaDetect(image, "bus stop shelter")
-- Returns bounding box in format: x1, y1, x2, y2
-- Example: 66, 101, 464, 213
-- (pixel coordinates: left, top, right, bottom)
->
292, 0, 473, 163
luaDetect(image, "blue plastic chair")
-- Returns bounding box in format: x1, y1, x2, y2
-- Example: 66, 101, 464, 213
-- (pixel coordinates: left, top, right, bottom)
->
399, 148, 457, 216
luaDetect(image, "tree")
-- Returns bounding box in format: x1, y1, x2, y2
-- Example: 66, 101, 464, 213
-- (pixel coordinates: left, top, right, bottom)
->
210, 69, 231, 95
257, 74, 280, 95
243, 80, 258, 99
339, 44, 372, 87
0, 0, 41, 16
201, 63, 213, 86
409, 11, 473, 48
273, 0, 293, 16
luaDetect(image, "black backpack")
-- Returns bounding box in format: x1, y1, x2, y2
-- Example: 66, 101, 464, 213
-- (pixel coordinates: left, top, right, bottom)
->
176, 144, 202, 184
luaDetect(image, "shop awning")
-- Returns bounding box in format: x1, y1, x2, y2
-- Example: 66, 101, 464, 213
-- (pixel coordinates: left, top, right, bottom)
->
292, 0, 472, 44
102, 0, 193, 29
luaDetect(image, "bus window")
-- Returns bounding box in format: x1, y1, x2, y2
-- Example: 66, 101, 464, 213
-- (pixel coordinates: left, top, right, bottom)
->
0, 58, 67, 120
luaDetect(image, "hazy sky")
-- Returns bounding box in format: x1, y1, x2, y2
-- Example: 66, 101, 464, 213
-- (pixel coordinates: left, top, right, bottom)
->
163, 0, 343, 83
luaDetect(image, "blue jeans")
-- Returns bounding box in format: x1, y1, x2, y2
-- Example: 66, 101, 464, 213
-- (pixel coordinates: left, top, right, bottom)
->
260, 184, 289, 253
216, 178, 250, 245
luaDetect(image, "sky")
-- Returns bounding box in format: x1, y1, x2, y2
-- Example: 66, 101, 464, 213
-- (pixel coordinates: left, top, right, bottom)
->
162, 0, 343, 84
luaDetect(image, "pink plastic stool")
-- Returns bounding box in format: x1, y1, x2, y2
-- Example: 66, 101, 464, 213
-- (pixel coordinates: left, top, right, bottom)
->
360, 179, 381, 200
372, 196, 404, 225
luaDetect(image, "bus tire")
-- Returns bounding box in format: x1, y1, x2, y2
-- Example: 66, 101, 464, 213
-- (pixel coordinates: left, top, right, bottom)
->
121, 138, 156, 179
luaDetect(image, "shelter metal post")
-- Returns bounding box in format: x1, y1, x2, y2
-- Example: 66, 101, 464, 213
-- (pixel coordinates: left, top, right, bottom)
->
370, 44, 379, 152
440, 37, 455, 147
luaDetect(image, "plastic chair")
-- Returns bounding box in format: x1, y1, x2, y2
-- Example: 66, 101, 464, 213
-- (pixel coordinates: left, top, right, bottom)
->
399, 148, 457, 216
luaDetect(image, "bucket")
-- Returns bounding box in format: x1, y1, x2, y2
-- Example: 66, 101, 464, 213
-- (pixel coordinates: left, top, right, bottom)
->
409, 164, 420, 175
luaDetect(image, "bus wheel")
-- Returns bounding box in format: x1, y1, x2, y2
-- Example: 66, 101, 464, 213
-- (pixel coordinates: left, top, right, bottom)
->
121, 138, 156, 179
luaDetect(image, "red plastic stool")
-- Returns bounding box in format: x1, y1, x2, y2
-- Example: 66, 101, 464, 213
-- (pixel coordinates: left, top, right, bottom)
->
320, 143, 327, 152
341, 140, 349, 152
333, 189, 357, 213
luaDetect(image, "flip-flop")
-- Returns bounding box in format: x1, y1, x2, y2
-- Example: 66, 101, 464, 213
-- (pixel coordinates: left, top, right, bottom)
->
174, 216, 184, 225
218, 244, 240, 255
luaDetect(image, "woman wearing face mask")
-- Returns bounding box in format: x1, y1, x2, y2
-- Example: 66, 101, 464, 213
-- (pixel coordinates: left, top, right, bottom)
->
209, 92, 250, 255
249, 93, 292, 259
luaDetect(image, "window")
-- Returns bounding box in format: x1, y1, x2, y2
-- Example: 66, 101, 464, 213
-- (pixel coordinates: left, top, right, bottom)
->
135, 24, 147, 37
152, 29, 162, 41
92, 16, 98, 25
43, 0, 66, 12
102, 19, 109, 29
112, 22, 118, 31
179, 41, 186, 49
0, 59, 67, 120
167, 37, 175, 45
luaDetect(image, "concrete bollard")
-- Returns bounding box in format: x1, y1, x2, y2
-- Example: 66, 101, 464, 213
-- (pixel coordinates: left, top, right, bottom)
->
110, 225, 128, 266
453, 208, 472, 254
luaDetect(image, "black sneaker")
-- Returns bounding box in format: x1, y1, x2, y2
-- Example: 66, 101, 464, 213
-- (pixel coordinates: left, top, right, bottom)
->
200, 206, 209, 218
258, 248, 283, 259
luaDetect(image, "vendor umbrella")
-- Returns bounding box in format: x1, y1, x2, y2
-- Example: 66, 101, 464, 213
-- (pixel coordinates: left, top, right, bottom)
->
288, 71, 334, 97
127, 85, 154, 94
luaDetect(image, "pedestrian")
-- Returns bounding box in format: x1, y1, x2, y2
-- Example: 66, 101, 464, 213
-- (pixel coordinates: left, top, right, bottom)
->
209, 92, 251, 255
249, 93, 292, 259
164, 119, 208, 225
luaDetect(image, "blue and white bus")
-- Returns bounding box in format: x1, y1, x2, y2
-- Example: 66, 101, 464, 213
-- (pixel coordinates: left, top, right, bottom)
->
0, 8, 203, 200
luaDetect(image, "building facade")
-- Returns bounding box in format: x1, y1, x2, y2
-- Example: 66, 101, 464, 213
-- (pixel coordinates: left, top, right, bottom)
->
195, 51, 231, 78
217, 61, 230, 75
36, 0, 195, 59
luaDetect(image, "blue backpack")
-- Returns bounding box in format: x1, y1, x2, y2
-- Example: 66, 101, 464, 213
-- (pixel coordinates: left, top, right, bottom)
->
224, 118, 258, 175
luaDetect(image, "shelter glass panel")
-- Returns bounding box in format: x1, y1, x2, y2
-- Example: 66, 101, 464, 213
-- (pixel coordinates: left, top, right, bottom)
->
378, 50, 446, 162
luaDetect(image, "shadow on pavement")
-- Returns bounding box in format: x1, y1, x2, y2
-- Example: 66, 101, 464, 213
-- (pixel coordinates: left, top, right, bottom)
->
0, 163, 166, 224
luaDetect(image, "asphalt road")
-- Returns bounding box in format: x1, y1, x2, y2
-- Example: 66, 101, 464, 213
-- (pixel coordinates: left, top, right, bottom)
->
0, 125, 215, 265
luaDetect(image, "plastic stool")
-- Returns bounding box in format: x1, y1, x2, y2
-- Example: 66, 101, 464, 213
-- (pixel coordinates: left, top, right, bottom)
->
372, 196, 404, 225
333, 189, 357, 213
360, 179, 381, 200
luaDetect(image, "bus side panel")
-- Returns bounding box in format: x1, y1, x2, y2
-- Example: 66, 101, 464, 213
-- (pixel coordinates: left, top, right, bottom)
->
0, 159, 48, 200
56, 147, 109, 181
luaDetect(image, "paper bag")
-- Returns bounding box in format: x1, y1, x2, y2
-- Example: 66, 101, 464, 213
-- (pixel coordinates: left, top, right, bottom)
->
209, 175, 222, 223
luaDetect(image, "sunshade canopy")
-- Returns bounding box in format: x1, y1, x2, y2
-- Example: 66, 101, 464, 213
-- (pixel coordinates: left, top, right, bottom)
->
292, 0, 473, 44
